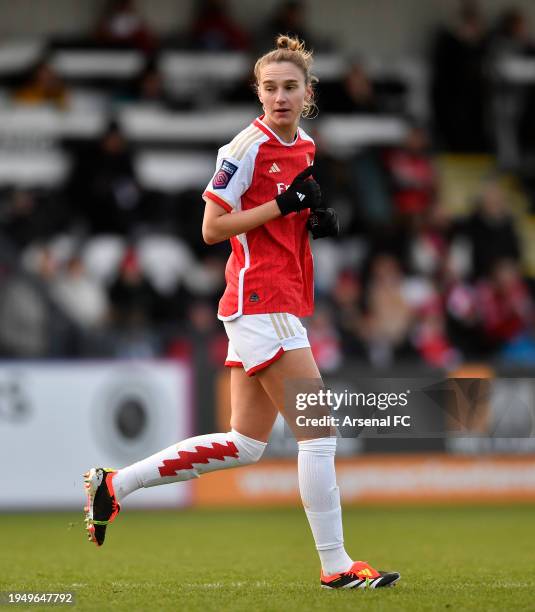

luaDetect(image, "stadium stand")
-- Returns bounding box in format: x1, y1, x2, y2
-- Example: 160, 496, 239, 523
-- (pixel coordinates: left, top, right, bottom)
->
0, 0, 534, 378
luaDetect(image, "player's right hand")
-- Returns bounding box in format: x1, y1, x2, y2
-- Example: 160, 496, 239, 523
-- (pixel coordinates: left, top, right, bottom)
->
307, 207, 340, 240
276, 166, 322, 216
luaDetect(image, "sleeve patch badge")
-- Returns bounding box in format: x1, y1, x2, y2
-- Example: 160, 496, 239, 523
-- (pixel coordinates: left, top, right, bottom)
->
212, 159, 238, 189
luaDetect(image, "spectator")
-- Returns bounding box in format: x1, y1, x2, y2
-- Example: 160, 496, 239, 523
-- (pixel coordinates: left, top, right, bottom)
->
430, 0, 490, 151
320, 59, 379, 114
256, 0, 320, 53
69, 122, 144, 234
107, 250, 162, 358
412, 298, 460, 368
185, 299, 228, 367
0, 274, 49, 356
329, 270, 366, 359
406, 204, 451, 277
489, 8, 535, 167
360, 254, 415, 367
51, 256, 109, 330
0, 246, 60, 357
383, 124, 437, 217
305, 129, 338, 206
183, 254, 226, 308
445, 272, 482, 358
117, 62, 176, 108
13, 61, 69, 109
188, 0, 250, 51
307, 304, 342, 372
135, 63, 168, 106
457, 178, 520, 279
490, 7, 535, 57
22, 244, 58, 283
109, 248, 159, 328
94, 0, 157, 53
475, 258, 533, 351
346, 149, 393, 230
0, 190, 68, 249
225, 60, 259, 105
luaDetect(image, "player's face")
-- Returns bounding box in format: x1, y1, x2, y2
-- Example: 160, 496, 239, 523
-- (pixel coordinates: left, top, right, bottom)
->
258, 61, 311, 141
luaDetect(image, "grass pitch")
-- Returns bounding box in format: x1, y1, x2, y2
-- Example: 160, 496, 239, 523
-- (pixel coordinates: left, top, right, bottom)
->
1, 505, 533, 611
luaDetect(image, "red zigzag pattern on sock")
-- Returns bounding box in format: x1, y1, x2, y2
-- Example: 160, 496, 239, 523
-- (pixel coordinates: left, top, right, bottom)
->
158, 441, 239, 477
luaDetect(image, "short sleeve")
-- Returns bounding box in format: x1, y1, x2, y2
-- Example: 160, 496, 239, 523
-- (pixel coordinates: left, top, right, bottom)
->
202, 144, 255, 212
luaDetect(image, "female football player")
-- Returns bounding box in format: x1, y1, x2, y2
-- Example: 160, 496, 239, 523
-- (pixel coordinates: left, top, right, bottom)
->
84, 35, 400, 590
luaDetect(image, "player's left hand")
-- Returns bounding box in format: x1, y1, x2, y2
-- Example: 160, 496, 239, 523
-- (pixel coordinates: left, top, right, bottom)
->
307, 208, 339, 240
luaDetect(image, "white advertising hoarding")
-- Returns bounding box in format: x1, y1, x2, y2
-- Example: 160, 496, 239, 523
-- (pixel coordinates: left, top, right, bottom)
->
0, 361, 193, 510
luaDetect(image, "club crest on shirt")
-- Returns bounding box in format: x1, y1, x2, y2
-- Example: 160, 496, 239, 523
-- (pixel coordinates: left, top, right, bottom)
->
212, 159, 238, 189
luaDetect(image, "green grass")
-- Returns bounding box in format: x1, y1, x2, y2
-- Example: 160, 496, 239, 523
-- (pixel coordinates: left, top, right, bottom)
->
1, 506, 534, 611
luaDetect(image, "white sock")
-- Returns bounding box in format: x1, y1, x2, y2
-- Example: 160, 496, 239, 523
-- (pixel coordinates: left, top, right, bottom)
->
112, 429, 267, 502
298, 437, 353, 575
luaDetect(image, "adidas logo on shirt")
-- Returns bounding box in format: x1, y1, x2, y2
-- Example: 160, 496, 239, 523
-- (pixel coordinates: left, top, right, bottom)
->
268, 163, 281, 173
296, 192, 305, 201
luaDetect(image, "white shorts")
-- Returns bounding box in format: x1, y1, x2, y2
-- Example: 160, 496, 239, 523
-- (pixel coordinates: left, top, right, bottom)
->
224, 313, 310, 376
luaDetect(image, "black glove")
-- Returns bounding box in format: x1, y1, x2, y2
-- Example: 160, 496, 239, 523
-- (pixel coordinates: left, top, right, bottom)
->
275, 165, 322, 216
307, 208, 339, 240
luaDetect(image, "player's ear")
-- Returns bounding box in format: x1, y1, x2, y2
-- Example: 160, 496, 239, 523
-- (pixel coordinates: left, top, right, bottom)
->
304, 83, 313, 105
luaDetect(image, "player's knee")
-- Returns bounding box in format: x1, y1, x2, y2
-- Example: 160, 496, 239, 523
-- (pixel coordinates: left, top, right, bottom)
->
230, 429, 268, 465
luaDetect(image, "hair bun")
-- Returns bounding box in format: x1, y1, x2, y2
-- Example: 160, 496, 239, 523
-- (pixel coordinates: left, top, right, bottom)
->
276, 35, 303, 52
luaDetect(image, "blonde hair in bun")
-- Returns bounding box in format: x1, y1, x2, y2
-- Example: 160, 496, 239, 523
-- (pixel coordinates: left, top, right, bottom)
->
254, 35, 318, 118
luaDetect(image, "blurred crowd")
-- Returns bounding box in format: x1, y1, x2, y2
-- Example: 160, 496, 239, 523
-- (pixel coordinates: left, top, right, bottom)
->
1, 0, 535, 371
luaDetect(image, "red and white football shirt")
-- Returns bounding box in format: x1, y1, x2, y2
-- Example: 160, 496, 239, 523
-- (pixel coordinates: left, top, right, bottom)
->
203, 116, 315, 321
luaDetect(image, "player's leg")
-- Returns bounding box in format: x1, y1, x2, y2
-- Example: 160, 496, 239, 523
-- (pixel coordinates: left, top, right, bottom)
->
229, 365, 279, 442
256, 347, 400, 588
112, 367, 274, 497
84, 366, 275, 546
255, 348, 352, 573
